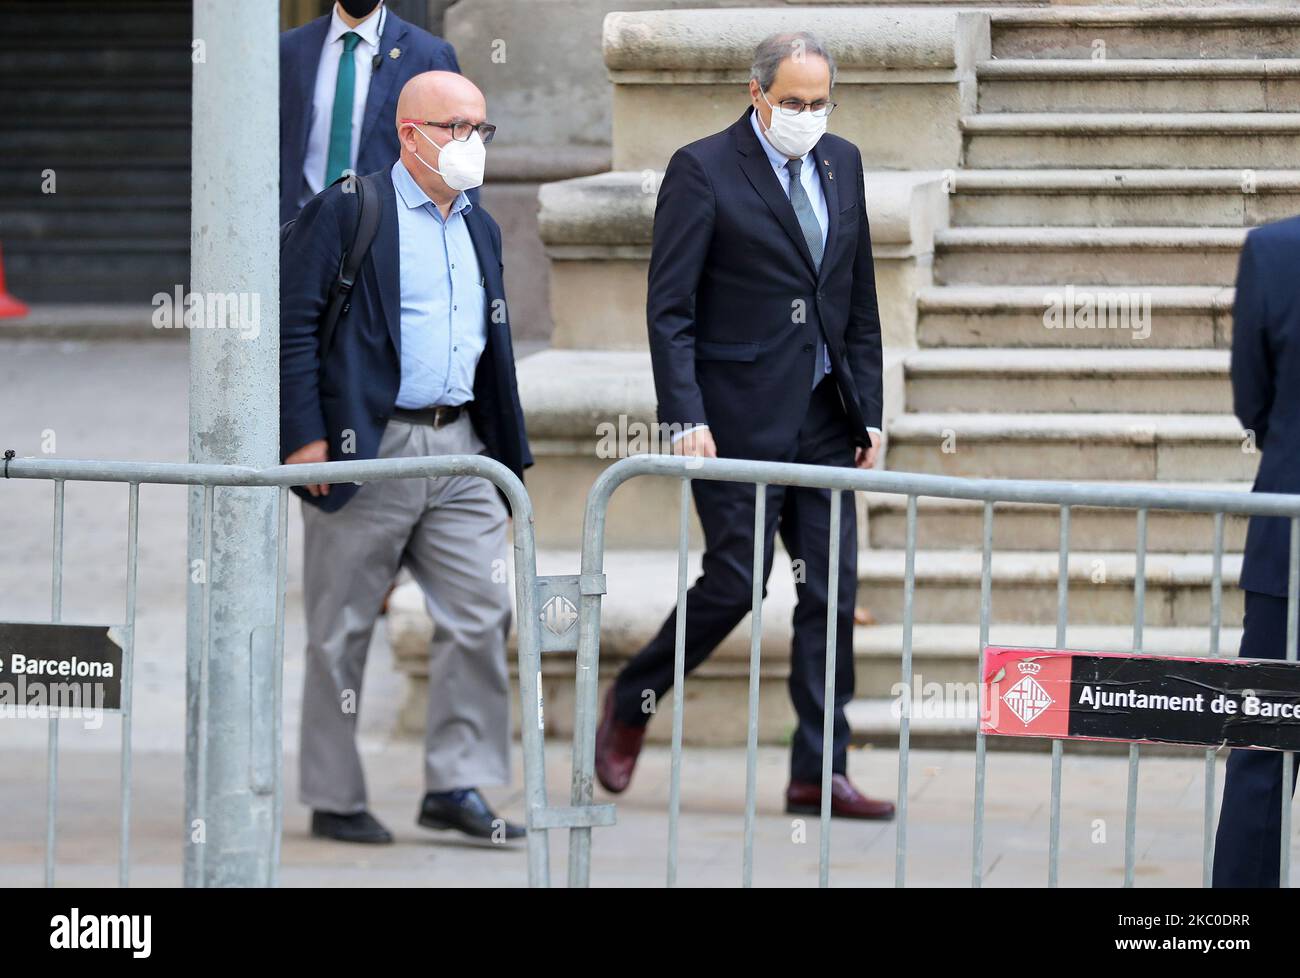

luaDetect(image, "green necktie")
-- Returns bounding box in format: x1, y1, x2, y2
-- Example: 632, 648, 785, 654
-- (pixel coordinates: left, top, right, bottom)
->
325, 32, 361, 186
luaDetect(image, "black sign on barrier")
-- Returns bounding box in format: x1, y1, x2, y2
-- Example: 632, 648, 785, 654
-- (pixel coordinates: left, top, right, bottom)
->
0, 622, 124, 717
982, 646, 1300, 751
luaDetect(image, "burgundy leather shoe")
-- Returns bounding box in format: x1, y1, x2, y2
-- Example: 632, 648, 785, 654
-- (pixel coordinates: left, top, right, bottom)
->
595, 687, 646, 794
785, 774, 896, 820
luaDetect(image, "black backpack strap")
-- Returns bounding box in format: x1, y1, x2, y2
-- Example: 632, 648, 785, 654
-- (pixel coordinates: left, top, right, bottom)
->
319, 173, 382, 367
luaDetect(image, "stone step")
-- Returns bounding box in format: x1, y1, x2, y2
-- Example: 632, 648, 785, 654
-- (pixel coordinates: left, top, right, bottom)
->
856, 621, 1242, 688
977, 58, 1300, 113
0, 126, 190, 161
886, 412, 1255, 481
949, 169, 1300, 228
916, 285, 1232, 349
2, 206, 189, 242
0, 164, 190, 199
865, 482, 1250, 553
903, 348, 1231, 413
991, 7, 1300, 62
499, 546, 1248, 743
963, 113, 1300, 169
4, 238, 190, 305
858, 549, 1244, 628
934, 227, 1245, 286
500, 547, 1246, 745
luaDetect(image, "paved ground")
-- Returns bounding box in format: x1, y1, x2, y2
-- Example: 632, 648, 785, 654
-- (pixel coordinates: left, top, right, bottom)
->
0, 339, 1286, 887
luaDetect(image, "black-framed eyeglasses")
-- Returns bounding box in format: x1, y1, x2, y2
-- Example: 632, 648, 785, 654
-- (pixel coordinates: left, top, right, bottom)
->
400, 118, 497, 144
771, 98, 837, 118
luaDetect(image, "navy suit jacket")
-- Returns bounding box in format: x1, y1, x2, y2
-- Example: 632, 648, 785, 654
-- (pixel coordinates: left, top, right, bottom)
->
1233, 216, 1300, 597
647, 108, 883, 461
279, 10, 461, 225
280, 166, 532, 513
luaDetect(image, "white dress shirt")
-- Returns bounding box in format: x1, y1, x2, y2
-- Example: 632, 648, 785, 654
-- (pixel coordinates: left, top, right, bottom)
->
300, 3, 384, 207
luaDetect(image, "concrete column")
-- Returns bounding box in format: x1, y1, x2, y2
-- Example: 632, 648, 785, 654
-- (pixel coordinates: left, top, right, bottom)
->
184, 0, 282, 887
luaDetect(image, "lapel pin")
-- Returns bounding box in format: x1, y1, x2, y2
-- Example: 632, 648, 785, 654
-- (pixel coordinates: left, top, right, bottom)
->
389, 47, 402, 60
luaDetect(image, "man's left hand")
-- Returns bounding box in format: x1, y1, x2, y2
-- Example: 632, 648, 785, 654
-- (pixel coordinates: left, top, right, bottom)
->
855, 430, 881, 470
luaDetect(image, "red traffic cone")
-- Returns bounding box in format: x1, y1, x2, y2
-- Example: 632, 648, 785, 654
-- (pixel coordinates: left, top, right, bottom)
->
0, 242, 28, 318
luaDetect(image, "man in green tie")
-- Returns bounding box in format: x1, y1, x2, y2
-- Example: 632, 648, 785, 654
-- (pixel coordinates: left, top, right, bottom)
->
279, 1, 465, 224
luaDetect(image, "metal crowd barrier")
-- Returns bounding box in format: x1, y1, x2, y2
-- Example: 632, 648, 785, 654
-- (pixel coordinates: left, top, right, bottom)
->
7, 452, 1300, 888
1, 453, 573, 888
565, 454, 1300, 888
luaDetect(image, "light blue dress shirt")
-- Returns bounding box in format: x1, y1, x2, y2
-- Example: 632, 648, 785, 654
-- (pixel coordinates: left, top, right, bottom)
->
391, 160, 488, 409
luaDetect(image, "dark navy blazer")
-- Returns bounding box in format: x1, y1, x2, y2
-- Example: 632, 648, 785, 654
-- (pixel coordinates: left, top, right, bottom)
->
279, 10, 461, 225
647, 108, 884, 462
280, 166, 532, 513
1233, 216, 1300, 597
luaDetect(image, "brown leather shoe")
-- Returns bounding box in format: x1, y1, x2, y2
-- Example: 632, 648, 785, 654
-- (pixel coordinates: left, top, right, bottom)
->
595, 687, 646, 794
785, 774, 896, 820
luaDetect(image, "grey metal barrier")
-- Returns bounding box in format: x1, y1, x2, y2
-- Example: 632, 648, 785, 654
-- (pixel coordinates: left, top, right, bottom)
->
564, 454, 1300, 888
1, 453, 586, 888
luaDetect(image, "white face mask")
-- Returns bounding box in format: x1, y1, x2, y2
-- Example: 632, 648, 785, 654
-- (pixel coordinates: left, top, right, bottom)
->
758, 90, 828, 159
408, 125, 486, 192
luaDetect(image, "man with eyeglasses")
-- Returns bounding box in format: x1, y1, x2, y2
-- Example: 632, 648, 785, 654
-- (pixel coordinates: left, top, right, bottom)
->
596, 32, 895, 820
281, 71, 531, 845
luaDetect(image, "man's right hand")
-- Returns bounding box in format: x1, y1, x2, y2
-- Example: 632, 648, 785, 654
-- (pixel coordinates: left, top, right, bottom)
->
674, 427, 717, 459
284, 438, 330, 496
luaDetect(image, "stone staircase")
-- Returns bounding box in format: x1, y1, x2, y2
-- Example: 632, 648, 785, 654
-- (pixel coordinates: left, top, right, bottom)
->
859, 5, 1287, 737
402, 4, 1296, 747
0, 0, 191, 305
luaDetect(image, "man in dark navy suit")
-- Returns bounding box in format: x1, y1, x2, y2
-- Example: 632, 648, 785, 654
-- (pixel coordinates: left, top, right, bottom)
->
280, 1, 463, 225
281, 71, 531, 845
1214, 217, 1300, 886
594, 32, 895, 819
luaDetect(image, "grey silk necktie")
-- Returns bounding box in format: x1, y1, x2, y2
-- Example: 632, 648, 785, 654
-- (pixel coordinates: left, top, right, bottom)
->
786, 157, 826, 388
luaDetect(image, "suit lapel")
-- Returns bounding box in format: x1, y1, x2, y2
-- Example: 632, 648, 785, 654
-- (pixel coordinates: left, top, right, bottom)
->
733, 111, 818, 279
373, 170, 402, 355
814, 142, 840, 287
298, 16, 331, 160
358, 14, 407, 154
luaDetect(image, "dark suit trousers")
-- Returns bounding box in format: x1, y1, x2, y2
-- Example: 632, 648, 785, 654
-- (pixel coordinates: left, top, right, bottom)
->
612, 379, 858, 783
1213, 589, 1300, 887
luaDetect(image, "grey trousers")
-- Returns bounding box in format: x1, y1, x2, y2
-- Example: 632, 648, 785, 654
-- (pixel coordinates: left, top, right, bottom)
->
298, 414, 513, 813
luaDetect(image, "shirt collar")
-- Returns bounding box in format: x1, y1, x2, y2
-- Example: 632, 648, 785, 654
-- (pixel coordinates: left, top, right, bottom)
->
328, 2, 383, 48
391, 160, 472, 218
749, 106, 811, 174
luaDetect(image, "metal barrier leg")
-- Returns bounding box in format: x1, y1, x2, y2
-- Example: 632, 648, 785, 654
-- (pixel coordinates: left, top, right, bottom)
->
269, 486, 289, 886
1283, 518, 1300, 887
119, 483, 140, 887
1123, 509, 1149, 887
818, 489, 841, 888
667, 478, 690, 887
1049, 505, 1070, 888
1203, 512, 1225, 887
895, 494, 917, 887
742, 483, 767, 888
46, 479, 65, 887
972, 500, 993, 888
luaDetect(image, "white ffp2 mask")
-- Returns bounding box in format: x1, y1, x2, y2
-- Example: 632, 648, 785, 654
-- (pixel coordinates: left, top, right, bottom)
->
758, 91, 828, 160
408, 125, 486, 192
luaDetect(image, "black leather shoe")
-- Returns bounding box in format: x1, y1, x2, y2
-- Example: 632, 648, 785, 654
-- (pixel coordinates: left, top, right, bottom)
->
418, 789, 525, 841
310, 809, 394, 844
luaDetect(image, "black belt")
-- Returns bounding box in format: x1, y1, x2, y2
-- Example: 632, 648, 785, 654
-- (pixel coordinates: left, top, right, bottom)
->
391, 404, 464, 429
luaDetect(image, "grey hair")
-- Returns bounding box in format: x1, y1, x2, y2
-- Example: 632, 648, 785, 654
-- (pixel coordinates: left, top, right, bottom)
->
749, 31, 837, 92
